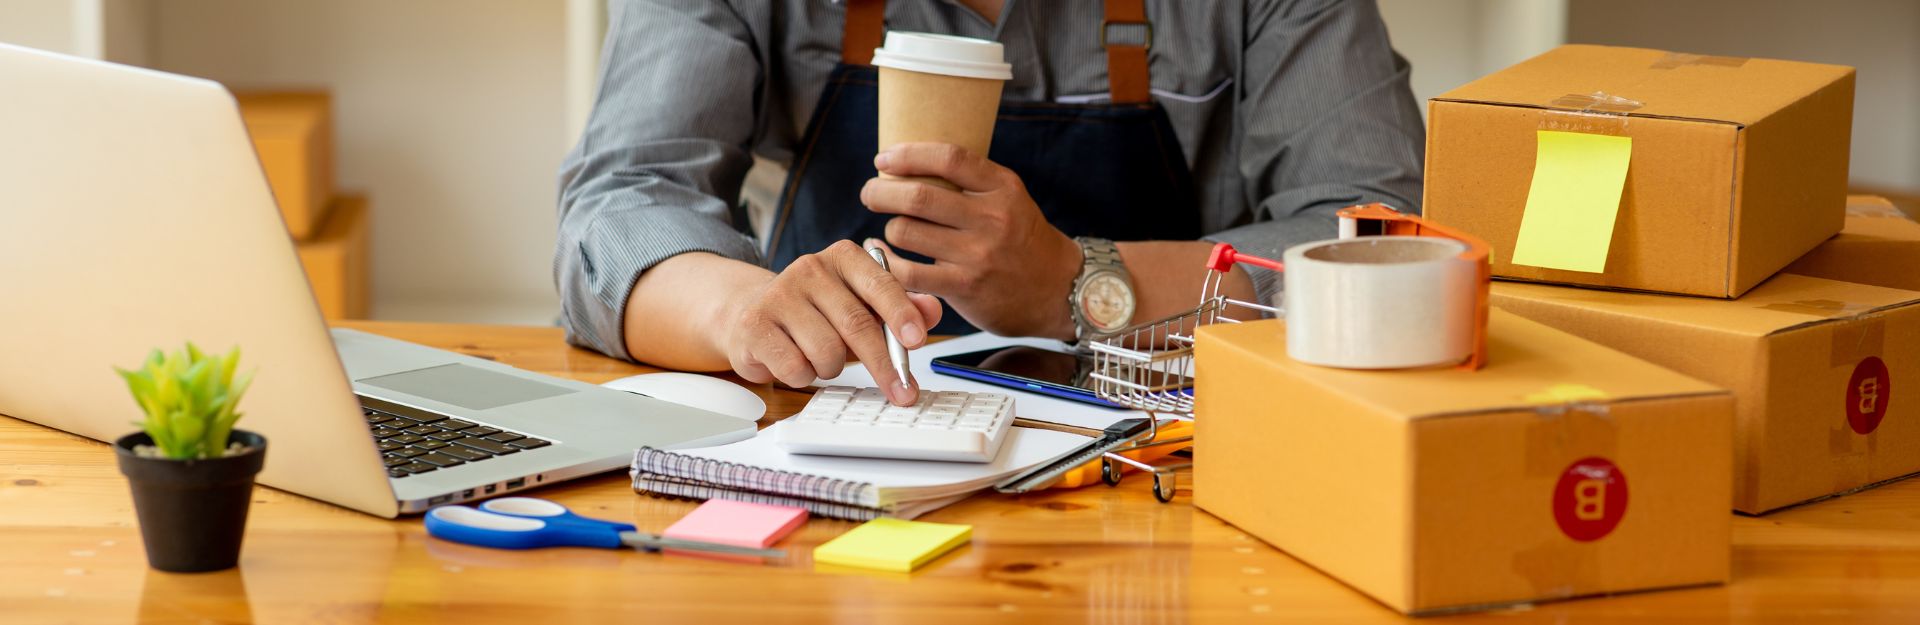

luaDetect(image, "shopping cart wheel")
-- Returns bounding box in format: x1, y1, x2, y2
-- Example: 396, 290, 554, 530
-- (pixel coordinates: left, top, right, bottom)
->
1153, 473, 1178, 503
1101, 459, 1123, 486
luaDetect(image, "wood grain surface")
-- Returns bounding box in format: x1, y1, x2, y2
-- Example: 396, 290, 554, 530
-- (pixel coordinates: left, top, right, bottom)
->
2, 321, 1917, 624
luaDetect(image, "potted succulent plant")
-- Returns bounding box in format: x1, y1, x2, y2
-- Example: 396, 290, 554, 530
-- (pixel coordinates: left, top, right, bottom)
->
113, 343, 265, 573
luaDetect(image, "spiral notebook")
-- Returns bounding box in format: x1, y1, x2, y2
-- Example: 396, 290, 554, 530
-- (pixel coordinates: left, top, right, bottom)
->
631, 421, 1090, 520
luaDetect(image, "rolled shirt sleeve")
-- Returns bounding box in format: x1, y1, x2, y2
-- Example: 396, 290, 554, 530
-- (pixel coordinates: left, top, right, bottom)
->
1204, 0, 1426, 307
554, 0, 763, 360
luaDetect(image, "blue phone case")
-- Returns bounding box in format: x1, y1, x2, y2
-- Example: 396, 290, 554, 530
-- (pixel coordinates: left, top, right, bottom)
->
929, 361, 1125, 409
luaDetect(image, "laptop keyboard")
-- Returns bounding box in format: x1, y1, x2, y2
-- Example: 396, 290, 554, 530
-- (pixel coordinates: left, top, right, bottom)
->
365, 407, 551, 479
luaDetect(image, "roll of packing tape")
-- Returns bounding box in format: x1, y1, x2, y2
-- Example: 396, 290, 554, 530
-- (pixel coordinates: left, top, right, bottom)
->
1281, 236, 1477, 369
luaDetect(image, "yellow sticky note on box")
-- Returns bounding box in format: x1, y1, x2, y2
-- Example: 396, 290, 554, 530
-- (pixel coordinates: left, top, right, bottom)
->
1511, 130, 1633, 273
813, 518, 970, 573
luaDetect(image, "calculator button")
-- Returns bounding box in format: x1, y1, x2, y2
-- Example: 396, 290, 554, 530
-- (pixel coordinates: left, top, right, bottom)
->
837, 413, 878, 423
926, 406, 961, 417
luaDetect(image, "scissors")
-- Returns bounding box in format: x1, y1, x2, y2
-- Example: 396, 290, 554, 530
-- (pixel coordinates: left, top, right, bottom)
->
424, 497, 786, 559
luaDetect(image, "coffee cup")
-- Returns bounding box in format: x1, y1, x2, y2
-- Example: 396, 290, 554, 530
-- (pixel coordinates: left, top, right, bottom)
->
871, 32, 1013, 190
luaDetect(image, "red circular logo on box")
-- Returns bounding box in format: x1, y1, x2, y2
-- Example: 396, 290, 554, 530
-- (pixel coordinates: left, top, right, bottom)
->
1847, 357, 1892, 435
1553, 457, 1627, 542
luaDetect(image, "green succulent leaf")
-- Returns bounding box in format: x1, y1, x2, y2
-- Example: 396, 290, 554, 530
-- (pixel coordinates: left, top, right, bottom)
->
116, 343, 253, 460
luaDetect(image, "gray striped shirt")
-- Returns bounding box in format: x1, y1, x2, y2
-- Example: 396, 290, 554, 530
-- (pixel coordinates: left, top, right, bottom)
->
557, 0, 1425, 360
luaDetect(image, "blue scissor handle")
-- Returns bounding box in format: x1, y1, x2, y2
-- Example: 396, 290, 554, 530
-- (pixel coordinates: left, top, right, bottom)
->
425, 505, 627, 550
479, 497, 638, 533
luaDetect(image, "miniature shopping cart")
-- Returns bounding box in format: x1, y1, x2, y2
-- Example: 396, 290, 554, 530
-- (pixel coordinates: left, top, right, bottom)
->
1080, 242, 1281, 502
1082, 203, 1491, 502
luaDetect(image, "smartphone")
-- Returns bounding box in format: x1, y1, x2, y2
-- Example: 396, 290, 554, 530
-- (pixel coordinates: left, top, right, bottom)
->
931, 345, 1191, 408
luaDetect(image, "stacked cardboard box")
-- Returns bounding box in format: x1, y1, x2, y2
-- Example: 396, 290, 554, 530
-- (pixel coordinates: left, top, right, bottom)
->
235, 91, 369, 319
1195, 312, 1732, 614
1421, 45, 1920, 514
1784, 195, 1920, 292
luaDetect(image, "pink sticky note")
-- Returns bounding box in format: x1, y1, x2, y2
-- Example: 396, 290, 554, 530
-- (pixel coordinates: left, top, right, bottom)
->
663, 499, 808, 561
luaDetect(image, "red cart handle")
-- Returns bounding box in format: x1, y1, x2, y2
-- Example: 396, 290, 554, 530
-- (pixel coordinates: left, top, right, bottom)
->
1204, 243, 1283, 274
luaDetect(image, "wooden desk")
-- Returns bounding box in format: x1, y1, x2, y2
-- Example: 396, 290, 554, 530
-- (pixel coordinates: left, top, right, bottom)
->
3, 321, 1918, 624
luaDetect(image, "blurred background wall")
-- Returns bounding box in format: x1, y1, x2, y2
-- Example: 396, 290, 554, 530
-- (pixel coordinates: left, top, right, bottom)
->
2, 0, 1914, 325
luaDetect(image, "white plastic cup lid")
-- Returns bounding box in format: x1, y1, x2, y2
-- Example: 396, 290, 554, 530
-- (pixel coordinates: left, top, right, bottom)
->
871, 31, 1012, 81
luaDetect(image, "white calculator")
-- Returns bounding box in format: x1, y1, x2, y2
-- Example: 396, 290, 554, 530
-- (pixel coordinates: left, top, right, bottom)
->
776, 386, 1016, 463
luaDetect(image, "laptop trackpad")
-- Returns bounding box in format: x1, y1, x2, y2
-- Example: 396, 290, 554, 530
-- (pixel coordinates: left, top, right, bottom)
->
360, 363, 574, 411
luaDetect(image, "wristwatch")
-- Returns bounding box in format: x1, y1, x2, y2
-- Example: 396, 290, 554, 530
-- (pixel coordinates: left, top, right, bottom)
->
1068, 237, 1137, 342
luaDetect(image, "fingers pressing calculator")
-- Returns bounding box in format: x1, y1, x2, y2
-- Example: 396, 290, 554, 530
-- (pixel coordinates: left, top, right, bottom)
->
777, 386, 1015, 463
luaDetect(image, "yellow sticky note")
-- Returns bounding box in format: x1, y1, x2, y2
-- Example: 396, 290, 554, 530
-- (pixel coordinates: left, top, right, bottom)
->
812, 518, 971, 572
1511, 130, 1633, 273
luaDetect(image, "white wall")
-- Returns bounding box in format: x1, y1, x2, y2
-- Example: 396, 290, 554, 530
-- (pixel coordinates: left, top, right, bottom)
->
1567, 0, 1920, 190
0, 0, 79, 55
1378, 0, 1569, 118
147, 0, 570, 324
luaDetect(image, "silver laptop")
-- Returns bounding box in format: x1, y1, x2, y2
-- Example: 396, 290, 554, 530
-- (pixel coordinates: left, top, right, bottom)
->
0, 44, 755, 517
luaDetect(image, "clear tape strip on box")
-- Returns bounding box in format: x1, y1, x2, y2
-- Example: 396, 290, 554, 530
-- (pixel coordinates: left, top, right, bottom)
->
1540, 91, 1641, 135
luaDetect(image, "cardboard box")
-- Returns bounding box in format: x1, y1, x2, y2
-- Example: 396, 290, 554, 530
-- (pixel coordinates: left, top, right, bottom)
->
1785, 195, 1920, 291
1194, 312, 1731, 614
1425, 44, 1854, 298
296, 195, 370, 320
236, 91, 334, 241
1491, 275, 1920, 513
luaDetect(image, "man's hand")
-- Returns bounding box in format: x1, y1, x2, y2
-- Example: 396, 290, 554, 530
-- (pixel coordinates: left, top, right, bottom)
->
860, 143, 1081, 340
715, 241, 941, 406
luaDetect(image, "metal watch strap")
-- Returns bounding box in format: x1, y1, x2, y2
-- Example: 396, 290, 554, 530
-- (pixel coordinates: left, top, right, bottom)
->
1070, 237, 1130, 344
1077, 237, 1124, 270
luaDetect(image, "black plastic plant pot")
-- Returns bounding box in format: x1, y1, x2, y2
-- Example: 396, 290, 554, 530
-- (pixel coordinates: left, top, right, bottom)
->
113, 430, 267, 573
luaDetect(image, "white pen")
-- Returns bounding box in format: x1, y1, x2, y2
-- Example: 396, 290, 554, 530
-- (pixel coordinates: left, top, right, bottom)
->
864, 244, 914, 394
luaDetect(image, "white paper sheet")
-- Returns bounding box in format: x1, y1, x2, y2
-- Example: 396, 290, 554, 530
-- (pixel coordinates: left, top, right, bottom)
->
816, 332, 1142, 430
679, 421, 1091, 504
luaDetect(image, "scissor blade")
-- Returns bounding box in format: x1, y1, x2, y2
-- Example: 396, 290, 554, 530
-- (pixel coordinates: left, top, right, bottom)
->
620, 532, 787, 559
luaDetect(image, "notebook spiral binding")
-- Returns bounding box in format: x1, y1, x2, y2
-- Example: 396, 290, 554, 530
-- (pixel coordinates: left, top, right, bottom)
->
631, 474, 883, 522
631, 447, 886, 521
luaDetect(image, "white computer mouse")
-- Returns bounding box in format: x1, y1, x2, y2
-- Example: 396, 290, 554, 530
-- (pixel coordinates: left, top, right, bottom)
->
601, 372, 766, 423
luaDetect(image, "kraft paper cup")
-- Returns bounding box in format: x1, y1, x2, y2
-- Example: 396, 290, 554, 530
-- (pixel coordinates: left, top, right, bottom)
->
873, 32, 1012, 191
1281, 236, 1477, 369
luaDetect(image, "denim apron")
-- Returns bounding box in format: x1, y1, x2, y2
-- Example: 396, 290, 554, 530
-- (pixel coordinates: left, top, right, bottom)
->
766, 0, 1198, 334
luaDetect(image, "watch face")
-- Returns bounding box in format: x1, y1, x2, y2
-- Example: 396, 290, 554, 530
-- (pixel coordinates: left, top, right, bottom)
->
1079, 272, 1136, 331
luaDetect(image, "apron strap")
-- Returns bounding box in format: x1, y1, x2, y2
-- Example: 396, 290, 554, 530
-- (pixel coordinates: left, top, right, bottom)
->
841, 0, 886, 65
839, 0, 1154, 104
1102, 0, 1152, 104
